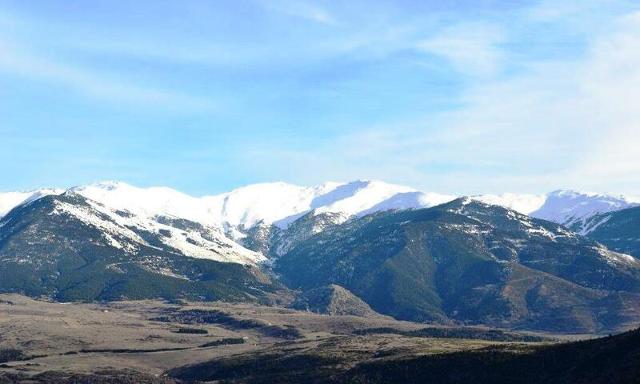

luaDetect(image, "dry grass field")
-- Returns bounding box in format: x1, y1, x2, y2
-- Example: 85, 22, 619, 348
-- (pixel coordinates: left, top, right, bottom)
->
0, 294, 559, 383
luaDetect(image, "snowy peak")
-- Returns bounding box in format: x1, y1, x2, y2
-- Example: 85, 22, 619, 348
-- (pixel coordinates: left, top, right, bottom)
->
472, 193, 547, 215
529, 190, 637, 233
71, 181, 218, 227
314, 180, 414, 215
206, 181, 336, 229
0, 188, 63, 217
473, 190, 637, 233
205, 179, 451, 230
3, 182, 637, 244
55, 191, 265, 265
1, 180, 455, 265
0, 187, 265, 265
443, 197, 578, 243
359, 191, 456, 217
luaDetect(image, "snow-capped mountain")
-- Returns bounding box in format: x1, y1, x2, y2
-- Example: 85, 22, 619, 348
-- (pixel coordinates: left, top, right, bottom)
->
475, 190, 639, 234
3, 180, 640, 332
582, 205, 640, 258
0, 192, 281, 301
0, 189, 63, 217
472, 193, 547, 215
0, 180, 455, 264
72, 181, 219, 226
64, 191, 265, 265
26, 180, 452, 231
0, 189, 264, 266
276, 198, 640, 332
530, 190, 638, 234
70, 180, 456, 257
204, 179, 453, 229
1, 181, 637, 253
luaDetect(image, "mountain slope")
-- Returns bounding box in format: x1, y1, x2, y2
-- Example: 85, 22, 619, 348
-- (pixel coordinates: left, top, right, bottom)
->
72, 181, 219, 227
64, 180, 455, 258
476, 190, 638, 233
0, 192, 282, 302
2, 182, 640, 332
0, 189, 62, 217
70, 191, 263, 265
168, 326, 640, 384
473, 193, 547, 214
585, 205, 640, 258
530, 190, 637, 233
276, 198, 640, 332
3, 182, 636, 237
73, 180, 454, 231
291, 284, 379, 317
342, 326, 640, 384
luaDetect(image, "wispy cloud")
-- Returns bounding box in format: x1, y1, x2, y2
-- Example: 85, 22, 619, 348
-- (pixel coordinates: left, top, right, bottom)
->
417, 22, 505, 76
2, 0, 640, 194
256, 0, 335, 25
0, 37, 213, 111
566, 11, 640, 186
238, 6, 640, 195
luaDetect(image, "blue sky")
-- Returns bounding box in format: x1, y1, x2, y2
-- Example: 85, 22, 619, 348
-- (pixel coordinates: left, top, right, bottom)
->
1, 0, 640, 195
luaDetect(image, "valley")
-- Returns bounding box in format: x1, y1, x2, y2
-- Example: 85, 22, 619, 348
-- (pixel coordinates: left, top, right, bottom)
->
0, 294, 577, 383
1, 294, 637, 384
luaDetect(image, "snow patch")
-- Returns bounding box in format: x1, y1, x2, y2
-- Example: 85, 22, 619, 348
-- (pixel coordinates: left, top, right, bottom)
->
594, 245, 639, 266
51, 194, 264, 265
473, 193, 547, 214
0, 189, 63, 218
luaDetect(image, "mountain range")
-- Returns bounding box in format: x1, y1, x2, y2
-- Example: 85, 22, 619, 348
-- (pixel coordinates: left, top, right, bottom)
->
2, 181, 637, 235
1, 180, 640, 332
276, 198, 640, 332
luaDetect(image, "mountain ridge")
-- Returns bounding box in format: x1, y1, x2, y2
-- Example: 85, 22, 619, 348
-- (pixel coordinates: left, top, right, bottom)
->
275, 198, 640, 332
2, 185, 640, 332
2, 181, 636, 237
0, 192, 283, 302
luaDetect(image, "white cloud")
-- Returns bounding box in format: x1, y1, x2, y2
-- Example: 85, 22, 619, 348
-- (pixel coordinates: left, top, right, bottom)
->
567, 11, 640, 187
240, 8, 640, 195
417, 23, 505, 76
526, 0, 585, 21
257, 0, 335, 25
428, 10, 640, 193
0, 38, 213, 111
